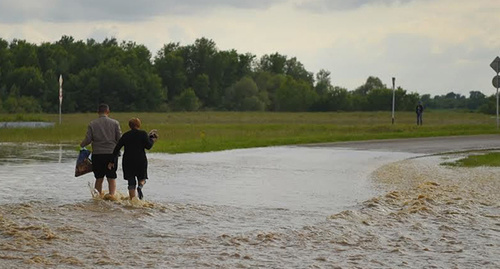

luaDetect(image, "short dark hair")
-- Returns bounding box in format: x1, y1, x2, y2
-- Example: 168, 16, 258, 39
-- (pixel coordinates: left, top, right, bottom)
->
98, 104, 109, 114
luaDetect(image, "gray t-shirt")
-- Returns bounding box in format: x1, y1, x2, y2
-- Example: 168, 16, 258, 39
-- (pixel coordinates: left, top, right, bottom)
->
81, 115, 121, 154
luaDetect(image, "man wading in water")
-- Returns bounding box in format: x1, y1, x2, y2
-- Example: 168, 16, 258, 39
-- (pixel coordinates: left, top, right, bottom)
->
110, 118, 157, 200
80, 104, 122, 199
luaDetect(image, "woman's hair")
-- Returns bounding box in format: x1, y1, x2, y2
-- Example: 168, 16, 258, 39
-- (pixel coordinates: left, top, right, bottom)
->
128, 117, 141, 129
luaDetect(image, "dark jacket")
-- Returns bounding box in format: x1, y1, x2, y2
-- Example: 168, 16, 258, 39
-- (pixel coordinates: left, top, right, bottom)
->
112, 129, 154, 169
416, 104, 424, 114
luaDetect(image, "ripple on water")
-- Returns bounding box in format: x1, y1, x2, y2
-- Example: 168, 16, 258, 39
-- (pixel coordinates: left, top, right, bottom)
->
1, 154, 500, 268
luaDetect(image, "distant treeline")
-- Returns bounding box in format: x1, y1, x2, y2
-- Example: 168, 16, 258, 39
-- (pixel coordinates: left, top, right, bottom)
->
0, 36, 494, 113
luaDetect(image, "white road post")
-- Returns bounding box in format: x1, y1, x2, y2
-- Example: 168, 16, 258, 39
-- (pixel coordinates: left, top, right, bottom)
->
59, 75, 63, 125
391, 77, 395, 125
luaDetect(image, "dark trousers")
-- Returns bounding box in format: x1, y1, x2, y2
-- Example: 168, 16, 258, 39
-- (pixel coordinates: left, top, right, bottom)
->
417, 113, 423, 125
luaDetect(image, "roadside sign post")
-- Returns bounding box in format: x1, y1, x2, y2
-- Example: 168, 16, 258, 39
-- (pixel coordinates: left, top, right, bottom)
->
59, 75, 63, 125
490, 57, 500, 129
494, 75, 500, 129
391, 77, 395, 124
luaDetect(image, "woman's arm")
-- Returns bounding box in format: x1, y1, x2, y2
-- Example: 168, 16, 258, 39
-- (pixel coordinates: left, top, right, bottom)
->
144, 131, 154, 150
113, 136, 125, 157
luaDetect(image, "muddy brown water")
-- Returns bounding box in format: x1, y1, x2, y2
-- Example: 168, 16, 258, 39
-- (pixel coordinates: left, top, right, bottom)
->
0, 140, 499, 268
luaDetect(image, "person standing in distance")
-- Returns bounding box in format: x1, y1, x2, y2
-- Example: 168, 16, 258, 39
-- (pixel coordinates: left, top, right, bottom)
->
80, 104, 122, 198
416, 101, 424, 125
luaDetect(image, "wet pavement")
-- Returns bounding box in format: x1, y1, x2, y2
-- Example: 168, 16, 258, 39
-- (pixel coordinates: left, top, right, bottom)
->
302, 134, 500, 154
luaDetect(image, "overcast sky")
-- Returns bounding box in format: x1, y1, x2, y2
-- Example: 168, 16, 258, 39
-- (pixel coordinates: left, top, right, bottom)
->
1, 0, 499, 96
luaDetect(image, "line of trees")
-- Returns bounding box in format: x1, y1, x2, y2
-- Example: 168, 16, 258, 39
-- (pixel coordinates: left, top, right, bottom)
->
0, 36, 494, 113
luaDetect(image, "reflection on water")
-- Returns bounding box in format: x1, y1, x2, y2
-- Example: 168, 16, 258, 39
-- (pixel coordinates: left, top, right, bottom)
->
0, 122, 55, 128
0, 143, 75, 165
0, 144, 499, 268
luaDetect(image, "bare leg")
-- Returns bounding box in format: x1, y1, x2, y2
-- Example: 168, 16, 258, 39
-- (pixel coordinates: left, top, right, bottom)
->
107, 178, 116, 196
129, 189, 136, 199
95, 178, 104, 194
137, 180, 146, 200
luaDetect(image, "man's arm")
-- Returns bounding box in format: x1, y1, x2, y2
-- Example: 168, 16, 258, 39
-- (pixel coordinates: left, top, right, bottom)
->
80, 125, 92, 148
115, 121, 122, 143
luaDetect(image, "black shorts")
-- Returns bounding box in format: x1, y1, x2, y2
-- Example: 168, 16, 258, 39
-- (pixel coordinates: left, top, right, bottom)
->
123, 161, 148, 181
91, 154, 118, 179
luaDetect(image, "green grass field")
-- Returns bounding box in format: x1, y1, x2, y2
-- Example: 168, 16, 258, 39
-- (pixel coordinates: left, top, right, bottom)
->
442, 152, 500, 167
0, 111, 498, 153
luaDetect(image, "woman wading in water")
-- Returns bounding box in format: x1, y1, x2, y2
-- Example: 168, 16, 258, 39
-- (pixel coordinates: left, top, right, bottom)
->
110, 118, 157, 200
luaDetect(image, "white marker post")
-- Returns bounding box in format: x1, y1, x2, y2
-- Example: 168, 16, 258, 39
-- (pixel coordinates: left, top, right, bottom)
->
391, 77, 395, 125
59, 75, 63, 125
490, 57, 500, 129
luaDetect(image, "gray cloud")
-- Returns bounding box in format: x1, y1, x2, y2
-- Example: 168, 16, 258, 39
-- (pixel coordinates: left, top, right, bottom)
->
298, 0, 415, 12
0, 0, 284, 23
310, 32, 497, 95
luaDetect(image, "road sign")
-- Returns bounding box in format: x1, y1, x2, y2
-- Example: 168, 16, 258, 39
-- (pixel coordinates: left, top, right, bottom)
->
494, 75, 500, 88
491, 57, 500, 73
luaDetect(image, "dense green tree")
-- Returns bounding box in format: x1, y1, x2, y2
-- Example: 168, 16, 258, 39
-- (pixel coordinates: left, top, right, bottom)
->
258, 53, 287, 74
40, 69, 59, 112
0, 35, 493, 114
253, 71, 286, 111
350, 94, 369, 111
367, 88, 392, 111
420, 94, 432, 106
431, 92, 466, 109
0, 38, 12, 87
315, 69, 332, 96
353, 76, 385, 96
193, 74, 210, 103
223, 77, 267, 111
7, 67, 45, 98
467, 91, 487, 110
186, 38, 217, 80
479, 95, 496, 114
237, 53, 255, 78
9, 39, 39, 68
311, 86, 350, 111
2, 85, 42, 113
155, 44, 187, 101
397, 89, 420, 111
285, 57, 314, 85
171, 88, 200, 111
275, 76, 318, 111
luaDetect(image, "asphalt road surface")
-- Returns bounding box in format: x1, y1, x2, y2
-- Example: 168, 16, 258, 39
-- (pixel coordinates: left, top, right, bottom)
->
301, 134, 500, 154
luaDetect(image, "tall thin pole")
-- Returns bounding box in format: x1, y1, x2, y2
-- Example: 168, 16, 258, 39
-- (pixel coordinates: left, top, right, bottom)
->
391, 77, 395, 124
497, 64, 499, 130
59, 75, 63, 125
496, 61, 499, 130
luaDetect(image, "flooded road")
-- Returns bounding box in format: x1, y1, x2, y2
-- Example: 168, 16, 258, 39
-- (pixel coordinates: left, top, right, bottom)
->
0, 136, 499, 268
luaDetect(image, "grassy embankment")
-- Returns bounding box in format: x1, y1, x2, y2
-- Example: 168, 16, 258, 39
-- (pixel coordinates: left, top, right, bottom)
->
443, 152, 500, 167
0, 110, 498, 153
